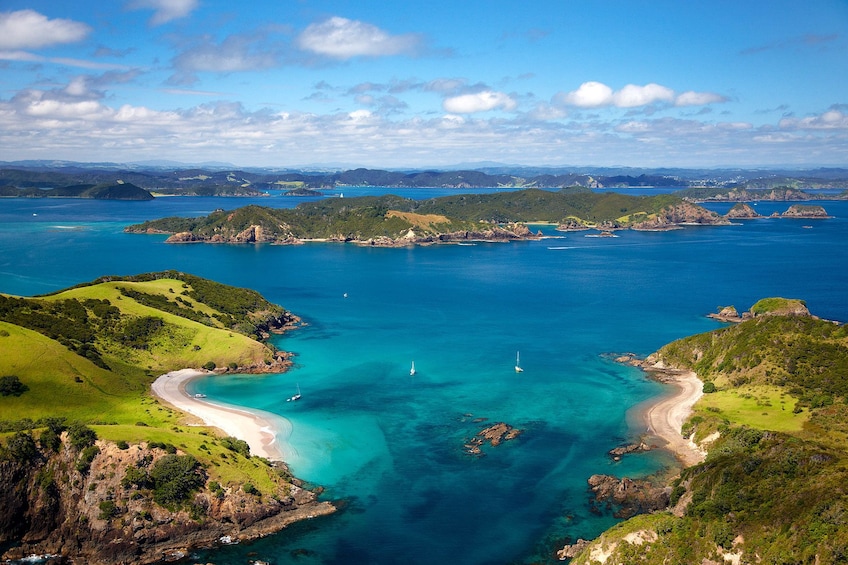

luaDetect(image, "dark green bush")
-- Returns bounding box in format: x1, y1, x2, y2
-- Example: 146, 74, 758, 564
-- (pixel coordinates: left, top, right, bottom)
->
149, 454, 205, 507
0, 375, 28, 397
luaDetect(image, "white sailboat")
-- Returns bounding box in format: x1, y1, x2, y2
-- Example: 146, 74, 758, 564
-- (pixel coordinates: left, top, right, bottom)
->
410, 361, 416, 376
287, 383, 301, 402
514, 351, 523, 373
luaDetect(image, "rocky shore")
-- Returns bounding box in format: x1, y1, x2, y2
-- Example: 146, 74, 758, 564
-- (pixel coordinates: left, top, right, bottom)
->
0, 436, 335, 565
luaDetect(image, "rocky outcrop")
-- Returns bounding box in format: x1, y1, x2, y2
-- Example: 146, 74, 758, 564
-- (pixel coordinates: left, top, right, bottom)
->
556, 538, 591, 560
708, 299, 810, 323
0, 437, 334, 565
631, 202, 731, 231
781, 204, 830, 218
464, 422, 522, 455
587, 474, 670, 519
725, 202, 761, 219
707, 305, 753, 323
608, 441, 653, 461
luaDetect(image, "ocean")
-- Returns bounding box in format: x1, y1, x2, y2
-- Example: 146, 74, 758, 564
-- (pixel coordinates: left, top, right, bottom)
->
1, 191, 846, 564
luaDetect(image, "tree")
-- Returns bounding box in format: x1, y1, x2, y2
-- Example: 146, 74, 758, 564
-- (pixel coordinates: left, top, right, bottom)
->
5, 431, 38, 462
0, 375, 28, 397
150, 454, 205, 506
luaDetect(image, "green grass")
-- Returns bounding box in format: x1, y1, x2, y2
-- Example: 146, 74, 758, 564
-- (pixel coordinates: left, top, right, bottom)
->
694, 384, 807, 433
41, 279, 274, 372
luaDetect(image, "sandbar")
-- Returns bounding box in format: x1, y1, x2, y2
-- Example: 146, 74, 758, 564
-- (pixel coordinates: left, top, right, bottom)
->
151, 369, 294, 462
641, 371, 706, 467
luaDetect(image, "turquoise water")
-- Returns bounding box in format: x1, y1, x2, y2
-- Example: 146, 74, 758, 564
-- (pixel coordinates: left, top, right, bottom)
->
1, 194, 847, 564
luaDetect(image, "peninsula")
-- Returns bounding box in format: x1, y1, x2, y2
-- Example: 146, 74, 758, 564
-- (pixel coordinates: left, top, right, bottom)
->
0, 272, 333, 564
564, 298, 848, 564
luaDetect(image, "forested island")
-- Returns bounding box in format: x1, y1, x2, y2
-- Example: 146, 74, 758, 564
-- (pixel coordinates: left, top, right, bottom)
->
0, 272, 334, 564
125, 189, 831, 246
564, 298, 848, 564
0, 182, 153, 201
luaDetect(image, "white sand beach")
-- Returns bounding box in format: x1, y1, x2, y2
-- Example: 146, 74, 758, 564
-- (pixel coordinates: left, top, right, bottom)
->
643, 371, 706, 467
151, 369, 294, 461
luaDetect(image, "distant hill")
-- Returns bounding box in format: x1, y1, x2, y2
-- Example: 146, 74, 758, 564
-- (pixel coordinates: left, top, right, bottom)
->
2, 162, 847, 196
0, 181, 153, 201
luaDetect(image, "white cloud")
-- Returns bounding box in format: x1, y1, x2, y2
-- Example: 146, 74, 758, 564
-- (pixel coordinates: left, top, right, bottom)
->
443, 91, 517, 113
297, 17, 421, 59
675, 91, 727, 106
126, 0, 199, 26
558, 81, 613, 108
613, 83, 674, 107
169, 35, 278, 84
779, 109, 848, 130
0, 10, 91, 49
557, 81, 725, 110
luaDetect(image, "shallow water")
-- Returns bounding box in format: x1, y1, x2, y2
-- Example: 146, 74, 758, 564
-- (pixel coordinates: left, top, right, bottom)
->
1, 194, 846, 564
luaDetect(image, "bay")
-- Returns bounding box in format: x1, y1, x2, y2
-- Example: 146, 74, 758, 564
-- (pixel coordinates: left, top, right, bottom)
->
1, 193, 846, 564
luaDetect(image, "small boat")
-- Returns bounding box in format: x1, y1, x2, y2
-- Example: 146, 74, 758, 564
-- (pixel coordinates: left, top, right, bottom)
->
514, 351, 523, 373
287, 384, 302, 402
410, 361, 416, 376
194, 393, 207, 398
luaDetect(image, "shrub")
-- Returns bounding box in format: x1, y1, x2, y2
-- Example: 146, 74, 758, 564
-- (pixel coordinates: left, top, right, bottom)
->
116, 440, 129, 450
203, 361, 216, 371
122, 465, 151, 489
4, 431, 38, 462
76, 445, 100, 474
67, 422, 97, 450
98, 500, 120, 520
39, 428, 62, 452
220, 436, 251, 458
703, 381, 717, 393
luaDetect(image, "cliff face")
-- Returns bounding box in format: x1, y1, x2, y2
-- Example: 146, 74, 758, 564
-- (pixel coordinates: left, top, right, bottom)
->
0, 437, 334, 564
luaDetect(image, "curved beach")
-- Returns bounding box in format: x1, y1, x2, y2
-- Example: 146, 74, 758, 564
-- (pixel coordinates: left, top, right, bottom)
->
151, 369, 294, 461
643, 371, 706, 467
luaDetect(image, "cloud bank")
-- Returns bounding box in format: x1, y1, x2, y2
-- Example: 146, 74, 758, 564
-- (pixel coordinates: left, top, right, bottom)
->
556, 81, 727, 109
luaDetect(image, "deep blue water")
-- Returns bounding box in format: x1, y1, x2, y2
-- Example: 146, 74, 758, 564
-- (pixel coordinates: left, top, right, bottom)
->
1, 192, 847, 564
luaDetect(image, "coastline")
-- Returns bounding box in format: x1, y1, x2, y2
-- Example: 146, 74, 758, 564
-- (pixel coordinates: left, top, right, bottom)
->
635, 370, 706, 467
151, 368, 295, 462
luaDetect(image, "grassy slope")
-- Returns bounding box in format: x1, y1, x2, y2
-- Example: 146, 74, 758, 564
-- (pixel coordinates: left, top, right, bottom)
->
48, 279, 273, 372
0, 277, 288, 493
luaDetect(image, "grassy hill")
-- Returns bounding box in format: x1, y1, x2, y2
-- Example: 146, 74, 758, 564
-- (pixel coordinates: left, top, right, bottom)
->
569, 301, 848, 564
0, 272, 297, 492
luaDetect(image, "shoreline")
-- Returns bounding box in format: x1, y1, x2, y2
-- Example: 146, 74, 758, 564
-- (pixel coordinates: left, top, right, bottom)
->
151, 369, 295, 462
633, 370, 706, 467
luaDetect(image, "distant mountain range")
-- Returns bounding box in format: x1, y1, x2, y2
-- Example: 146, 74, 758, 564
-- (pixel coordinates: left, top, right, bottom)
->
1, 161, 846, 197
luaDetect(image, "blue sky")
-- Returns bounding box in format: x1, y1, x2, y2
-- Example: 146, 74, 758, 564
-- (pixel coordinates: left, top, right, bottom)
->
1, 0, 846, 169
